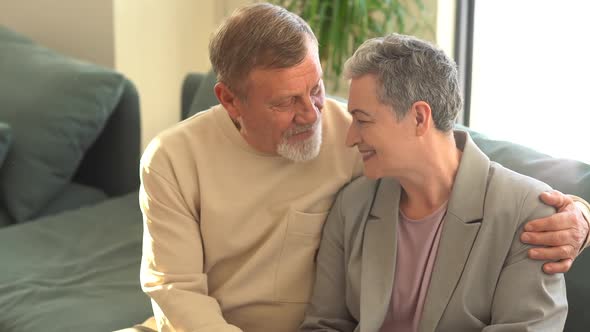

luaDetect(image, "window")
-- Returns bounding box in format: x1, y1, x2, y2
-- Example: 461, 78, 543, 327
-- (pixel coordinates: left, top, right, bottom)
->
466, 0, 590, 163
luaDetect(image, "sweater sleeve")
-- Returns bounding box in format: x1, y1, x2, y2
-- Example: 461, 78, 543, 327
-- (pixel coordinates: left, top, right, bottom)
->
570, 195, 590, 249
139, 142, 242, 332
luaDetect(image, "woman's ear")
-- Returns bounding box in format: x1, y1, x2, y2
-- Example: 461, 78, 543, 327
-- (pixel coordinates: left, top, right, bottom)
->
412, 101, 432, 136
214, 82, 242, 121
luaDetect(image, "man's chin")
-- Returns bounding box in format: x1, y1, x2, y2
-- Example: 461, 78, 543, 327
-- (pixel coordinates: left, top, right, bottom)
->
277, 136, 322, 162
278, 121, 323, 162
278, 144, 320, 162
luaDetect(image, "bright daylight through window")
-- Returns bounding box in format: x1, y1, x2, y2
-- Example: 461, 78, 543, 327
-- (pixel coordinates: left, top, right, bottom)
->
469, 0, 590, 163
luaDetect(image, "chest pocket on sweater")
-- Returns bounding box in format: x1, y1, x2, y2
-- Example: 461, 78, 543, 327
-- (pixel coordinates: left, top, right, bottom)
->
274, 209, 328, 303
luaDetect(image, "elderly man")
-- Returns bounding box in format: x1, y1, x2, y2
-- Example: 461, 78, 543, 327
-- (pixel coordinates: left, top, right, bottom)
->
131, 3, 589, 332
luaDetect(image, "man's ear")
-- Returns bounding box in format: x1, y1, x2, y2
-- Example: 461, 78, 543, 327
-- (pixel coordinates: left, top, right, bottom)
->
214, 82, 242, 120
412, 101, 432, 136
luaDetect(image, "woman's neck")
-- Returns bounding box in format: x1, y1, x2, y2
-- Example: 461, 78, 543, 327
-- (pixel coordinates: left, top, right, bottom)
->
398, 135, 462, 220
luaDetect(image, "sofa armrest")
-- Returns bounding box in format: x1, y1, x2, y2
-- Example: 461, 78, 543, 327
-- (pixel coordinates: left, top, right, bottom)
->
73, 78, 141, 196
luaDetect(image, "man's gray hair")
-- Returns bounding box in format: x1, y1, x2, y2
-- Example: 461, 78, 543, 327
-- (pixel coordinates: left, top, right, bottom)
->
209, 3, 317, 97
344, 33, 462, 132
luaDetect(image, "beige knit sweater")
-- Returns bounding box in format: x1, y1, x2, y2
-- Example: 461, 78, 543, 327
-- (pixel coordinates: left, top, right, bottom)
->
139, 99, 363, 332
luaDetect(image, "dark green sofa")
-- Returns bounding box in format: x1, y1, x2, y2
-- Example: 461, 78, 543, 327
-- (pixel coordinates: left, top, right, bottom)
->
0, 25, 141, 225
0, 26, 149, 331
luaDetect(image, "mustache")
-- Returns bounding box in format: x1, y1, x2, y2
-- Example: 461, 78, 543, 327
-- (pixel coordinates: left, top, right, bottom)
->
283, 118, 320, 138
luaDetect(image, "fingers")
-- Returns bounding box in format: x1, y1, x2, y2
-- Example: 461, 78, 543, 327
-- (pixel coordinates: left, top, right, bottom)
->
527, 241, 576, 274
524, 210, 576, 232
522, 192, 587, 275
542, 259, 573, 274
521, 228, 583, 252
528, 245, 576, 261
539, 190, 573, 212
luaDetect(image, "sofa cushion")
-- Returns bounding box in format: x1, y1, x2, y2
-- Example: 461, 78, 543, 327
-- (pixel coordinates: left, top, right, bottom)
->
0, 24, 33, 44
0, 123, 12, 227
0, 192, 152, 332
35, 182, 109, 220
35, 183, 108, 219
0, 122, 11, 168
0, 26, 125, 222
0, 207, 13, 227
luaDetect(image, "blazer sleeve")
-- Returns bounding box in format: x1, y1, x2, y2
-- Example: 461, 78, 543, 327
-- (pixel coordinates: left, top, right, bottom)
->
483, 186, 568, 331
299, 191, 358, 332
139, 142, 242, 332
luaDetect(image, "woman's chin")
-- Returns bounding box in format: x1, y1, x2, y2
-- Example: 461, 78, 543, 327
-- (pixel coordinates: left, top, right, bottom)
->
363, 169, 382, 180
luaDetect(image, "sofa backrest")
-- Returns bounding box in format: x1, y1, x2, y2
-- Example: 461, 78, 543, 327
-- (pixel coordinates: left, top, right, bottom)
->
181, 71, 219, 120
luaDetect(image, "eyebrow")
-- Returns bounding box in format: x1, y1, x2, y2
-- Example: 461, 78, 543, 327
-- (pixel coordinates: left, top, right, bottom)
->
274, 78, 323, 100
349, 109, 372, 117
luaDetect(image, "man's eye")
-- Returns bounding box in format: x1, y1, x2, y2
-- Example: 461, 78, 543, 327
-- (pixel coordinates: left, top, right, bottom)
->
313, 81, 325, 95
275, 97, 295, 108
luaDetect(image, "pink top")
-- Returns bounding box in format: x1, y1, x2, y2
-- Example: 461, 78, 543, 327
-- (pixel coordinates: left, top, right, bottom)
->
379, 202, 448, 332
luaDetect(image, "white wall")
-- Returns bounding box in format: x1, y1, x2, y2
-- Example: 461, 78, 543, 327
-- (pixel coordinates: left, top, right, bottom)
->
216, 0, 256, 23
113, 0, 216, 149
436, 0, 456, 58
0, 0, 222, 150
0, 0, 115, 67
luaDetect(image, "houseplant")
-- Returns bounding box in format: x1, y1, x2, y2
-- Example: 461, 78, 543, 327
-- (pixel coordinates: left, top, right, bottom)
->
270, 0, 429, 91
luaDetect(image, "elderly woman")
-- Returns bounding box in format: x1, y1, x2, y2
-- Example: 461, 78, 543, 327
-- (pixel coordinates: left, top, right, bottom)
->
299, 34, 567, 332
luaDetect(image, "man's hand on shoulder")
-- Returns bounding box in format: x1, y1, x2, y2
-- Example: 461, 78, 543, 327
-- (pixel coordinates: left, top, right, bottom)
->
520, 190, 590, 274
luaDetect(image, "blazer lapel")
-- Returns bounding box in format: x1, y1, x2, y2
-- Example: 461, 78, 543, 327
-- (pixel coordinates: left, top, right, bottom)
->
418, 214, 481, 332
360, 178, 401, 332
419, 131, 491, 332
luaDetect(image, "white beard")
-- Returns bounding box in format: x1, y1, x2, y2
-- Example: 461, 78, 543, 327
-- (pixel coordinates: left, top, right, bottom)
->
277, 117, 322, 162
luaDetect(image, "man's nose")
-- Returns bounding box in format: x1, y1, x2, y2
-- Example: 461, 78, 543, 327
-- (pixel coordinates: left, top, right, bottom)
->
294, 98, 319, 124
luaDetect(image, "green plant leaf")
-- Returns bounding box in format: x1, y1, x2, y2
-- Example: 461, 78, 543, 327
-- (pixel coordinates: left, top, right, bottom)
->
267, 0, 428, 91
317, 1, 333, 67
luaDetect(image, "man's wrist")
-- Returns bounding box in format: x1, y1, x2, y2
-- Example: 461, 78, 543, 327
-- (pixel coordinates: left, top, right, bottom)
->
571, 196, 590, 249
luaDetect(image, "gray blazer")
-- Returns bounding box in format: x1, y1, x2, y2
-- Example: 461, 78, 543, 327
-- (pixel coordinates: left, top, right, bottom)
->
300, 131, 567, 332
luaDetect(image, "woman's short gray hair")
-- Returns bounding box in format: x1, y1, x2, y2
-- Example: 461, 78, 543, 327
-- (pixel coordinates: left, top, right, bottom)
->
344, 33, 462, 132
209, 3, 317, 97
